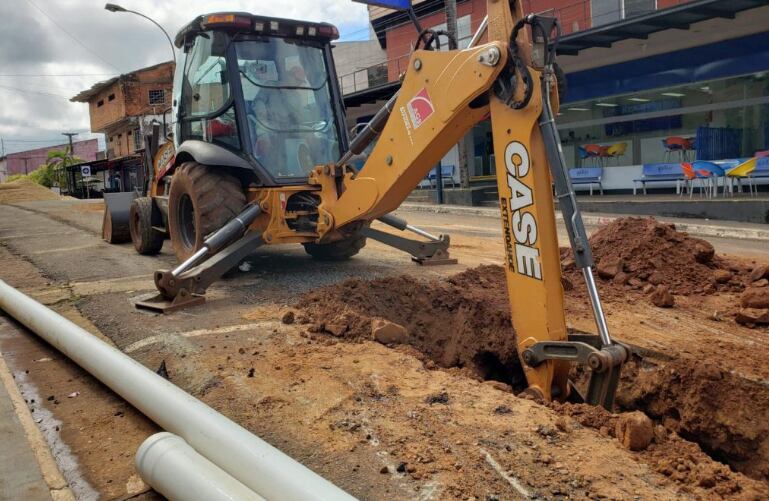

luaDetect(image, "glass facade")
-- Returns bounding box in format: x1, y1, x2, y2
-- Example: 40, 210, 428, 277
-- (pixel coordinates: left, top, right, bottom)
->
557, 72, 769, 168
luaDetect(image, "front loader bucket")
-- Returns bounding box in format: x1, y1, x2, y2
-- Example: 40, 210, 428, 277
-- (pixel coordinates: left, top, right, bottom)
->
102, 192, 137, 244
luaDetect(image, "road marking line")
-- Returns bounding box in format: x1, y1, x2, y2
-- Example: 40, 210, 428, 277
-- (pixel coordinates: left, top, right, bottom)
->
124, 322, 271, 353
480, 447, 531, 499
30, 244, 100, 255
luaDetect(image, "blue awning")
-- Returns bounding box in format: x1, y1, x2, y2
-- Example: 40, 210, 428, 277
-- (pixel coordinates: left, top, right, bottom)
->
564, 31, 769, 103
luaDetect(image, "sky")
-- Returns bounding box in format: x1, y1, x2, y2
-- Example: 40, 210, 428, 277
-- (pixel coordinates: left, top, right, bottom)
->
0, 0, 371, 156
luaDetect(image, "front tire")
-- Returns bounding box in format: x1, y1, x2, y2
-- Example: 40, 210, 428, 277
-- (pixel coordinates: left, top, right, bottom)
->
303, 235, 367, 261
129, 197, 164, 255
167, 162, 246, 262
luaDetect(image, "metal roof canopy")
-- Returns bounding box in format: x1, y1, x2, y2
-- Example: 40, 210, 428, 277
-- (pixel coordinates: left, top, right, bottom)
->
556, 0, 769, 56
343, 81, 400, 108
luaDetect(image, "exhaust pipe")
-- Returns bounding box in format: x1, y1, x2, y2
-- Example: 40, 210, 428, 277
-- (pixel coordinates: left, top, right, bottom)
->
0, 280, 355, 501
136, 432, 265, 501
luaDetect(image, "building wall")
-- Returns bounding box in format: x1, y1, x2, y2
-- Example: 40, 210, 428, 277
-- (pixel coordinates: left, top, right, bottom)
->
88, 81, 127, 132
5, 139, 99, 176
86, 62, 174, 134
384, 0, 486, 80
333, 40, 387, 94
375, 0, 699, 81
123, 63, 174, 118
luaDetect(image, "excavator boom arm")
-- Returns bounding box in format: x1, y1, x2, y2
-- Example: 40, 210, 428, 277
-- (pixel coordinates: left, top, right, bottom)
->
313, 0, 626, 405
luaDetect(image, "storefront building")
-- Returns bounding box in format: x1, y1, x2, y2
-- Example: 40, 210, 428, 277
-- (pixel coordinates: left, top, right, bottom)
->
345, 0, 769, 195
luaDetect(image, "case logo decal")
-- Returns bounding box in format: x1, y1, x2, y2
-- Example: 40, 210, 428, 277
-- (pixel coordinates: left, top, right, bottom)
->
405, 88, 434, 129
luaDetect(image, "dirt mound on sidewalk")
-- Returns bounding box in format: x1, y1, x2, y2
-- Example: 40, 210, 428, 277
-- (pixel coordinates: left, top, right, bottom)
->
563, 217, 742, 296
296, 266, 526, 387
0, 179, 67, 204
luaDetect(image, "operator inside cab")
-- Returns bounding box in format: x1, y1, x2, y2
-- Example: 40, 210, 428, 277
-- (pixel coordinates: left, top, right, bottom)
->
237, 38, 340, 178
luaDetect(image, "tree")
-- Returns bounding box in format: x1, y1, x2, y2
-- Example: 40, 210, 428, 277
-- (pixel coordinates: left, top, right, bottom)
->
31, 147, 83, 188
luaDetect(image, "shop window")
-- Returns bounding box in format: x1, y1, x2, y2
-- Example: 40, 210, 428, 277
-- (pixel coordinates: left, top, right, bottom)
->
556, 73, 769, 167
591, 0, 656, 27
148, 89, 166, 105
433, 14, 473, 50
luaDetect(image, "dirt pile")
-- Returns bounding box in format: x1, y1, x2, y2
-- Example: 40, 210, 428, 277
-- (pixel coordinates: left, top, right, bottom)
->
562, 217, 742, 296
554, 399, 769, 498
295, 266, 525, 387
617, 356, 769, 484
0, 179, 67, 204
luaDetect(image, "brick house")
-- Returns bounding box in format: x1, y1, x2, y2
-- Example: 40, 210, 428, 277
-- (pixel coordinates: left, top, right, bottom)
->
71, 61, 174, 159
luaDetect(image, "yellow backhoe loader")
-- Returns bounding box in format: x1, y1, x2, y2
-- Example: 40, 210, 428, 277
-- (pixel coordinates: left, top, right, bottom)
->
103, 1, 628, 409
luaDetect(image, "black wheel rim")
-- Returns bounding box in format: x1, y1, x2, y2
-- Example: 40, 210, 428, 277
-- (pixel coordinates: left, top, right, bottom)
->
178, 193, 196, 249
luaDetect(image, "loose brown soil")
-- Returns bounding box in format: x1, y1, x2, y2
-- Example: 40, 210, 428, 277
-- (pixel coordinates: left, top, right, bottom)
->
295, 217, 769, 498
296, 266, 525, 388
562, 217, 746, 296
0, 179, 68, 204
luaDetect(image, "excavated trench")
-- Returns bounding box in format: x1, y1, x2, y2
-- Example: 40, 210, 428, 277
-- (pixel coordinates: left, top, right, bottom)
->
295, 263, 769, 489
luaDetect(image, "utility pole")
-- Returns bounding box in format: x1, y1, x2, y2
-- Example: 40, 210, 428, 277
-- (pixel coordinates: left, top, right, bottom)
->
445, 0, 472, 190
62, 132, 78, 154
445, 0, 458, 50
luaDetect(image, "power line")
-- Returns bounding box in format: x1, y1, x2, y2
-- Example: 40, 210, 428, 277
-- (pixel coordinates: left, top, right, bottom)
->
0, 73, 116, 77
0, 84, 71, 99
22, 0, 121, 72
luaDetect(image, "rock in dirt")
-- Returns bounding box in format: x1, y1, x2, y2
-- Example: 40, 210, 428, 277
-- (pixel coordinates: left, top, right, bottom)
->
741, 287, 769, 309
692, 240, 715, 264
749, 264, 769, 283
650, 285, 675, 308
713, 269, 733, 284
281, 310, 295, 324
613, 271, 630, 285
371, 318, 408, 344
596, 256, 623, 279
615, 411, 654, 451
754, 278, 769, 288
642, 283, 655, 294
735, 308, 769, 326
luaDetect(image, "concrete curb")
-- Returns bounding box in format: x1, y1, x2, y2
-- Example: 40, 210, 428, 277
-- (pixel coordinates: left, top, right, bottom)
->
0, 347, 75, 501
398, 203, 769, 242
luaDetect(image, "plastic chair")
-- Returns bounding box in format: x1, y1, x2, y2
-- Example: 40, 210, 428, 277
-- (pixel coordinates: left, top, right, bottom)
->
725, 157, 758, 196
606, 142, 627, 165
693, 161, 724, 196
579, 145, 601, 167
663, 137, 691, 162
680, 162, 710, 198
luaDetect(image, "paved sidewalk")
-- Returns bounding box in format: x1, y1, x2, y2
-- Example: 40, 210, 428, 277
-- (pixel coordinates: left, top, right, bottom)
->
399, 202, 769, 241
0, 330, 73, 501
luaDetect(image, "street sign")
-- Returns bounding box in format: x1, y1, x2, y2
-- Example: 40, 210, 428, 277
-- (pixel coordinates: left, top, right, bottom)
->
352, 0, 411, 10
81, 165, 92, 177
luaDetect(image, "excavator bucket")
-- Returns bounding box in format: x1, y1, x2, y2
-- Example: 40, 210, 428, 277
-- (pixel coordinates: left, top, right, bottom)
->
102, 191, 137, 244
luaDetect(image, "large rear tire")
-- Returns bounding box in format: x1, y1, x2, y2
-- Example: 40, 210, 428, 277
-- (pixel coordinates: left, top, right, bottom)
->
167, 162, 246, 262
303, 235, 367, 261
129, 197, 164, 255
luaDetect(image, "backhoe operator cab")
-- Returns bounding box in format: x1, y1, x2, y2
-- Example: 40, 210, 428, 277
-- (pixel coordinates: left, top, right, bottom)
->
172, 13, 347, 185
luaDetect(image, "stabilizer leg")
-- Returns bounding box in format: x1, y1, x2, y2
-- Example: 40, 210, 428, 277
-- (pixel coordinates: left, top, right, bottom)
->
363, 213, 458, 265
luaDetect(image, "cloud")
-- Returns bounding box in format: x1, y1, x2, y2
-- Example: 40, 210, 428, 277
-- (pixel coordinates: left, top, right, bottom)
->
0, 0, 369, 155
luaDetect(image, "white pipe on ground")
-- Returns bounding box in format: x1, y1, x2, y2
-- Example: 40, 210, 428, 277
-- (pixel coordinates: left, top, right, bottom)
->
0, 280, 356, 501
136, 432, 265, 501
